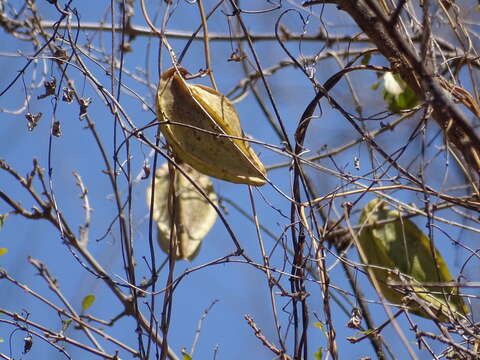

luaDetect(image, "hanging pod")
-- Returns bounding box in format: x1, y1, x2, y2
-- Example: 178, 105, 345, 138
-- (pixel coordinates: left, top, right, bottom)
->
146, 162, 218, 261
156, 67, 267, 186
357, 198, 469, 322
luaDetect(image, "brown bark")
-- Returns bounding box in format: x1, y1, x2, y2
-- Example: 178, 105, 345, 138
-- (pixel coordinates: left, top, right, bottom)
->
336, 0, 480, 184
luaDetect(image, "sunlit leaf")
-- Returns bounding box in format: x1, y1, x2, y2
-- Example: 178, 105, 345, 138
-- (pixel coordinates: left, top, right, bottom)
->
357, 199, 469, 322
0, 248, 7, 256
313, 321, 326, 334
81, 295, 95, 311
181, 347, 192, 360
146, 162, 218, 261
383, 72, 403, 96
313, 320, 326, 359
157, 67, 267, 186
313, 347, 323, 360
382, 72, 418, 112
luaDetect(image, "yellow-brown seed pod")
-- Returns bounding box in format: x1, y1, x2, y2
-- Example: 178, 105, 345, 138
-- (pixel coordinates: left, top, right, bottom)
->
156, 67, 267, 186
146, 162, 218, 261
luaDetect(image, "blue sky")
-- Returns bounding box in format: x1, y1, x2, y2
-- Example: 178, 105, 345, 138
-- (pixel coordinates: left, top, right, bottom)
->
0, 1, 479, 359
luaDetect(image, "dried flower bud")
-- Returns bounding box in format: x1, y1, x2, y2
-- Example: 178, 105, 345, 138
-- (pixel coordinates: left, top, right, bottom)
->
347, 308, 362, 329
37, 78, 56, 99
25, 112, 42, 131
52, 120, 62, 137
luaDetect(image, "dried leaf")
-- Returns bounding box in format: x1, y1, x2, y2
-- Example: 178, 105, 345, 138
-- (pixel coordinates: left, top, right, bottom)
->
23, 335, 32, 354
156, 67, 267, 186
358, 198, 469, 321
25, 112, 42, 131
146, 162, 218, 261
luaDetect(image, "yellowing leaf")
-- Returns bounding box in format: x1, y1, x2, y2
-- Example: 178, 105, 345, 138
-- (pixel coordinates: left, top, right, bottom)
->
146, 162, 218, 261
81, 294, 95, 311
156, 67, 267, 186
357, 199, 469, 322
0, 248, 7, 256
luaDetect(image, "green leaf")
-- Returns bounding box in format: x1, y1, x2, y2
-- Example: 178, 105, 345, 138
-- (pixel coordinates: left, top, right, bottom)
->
357, 199, 469, 322
81, 295, 95, 311
62, 319, 73, 330
314, 347, 323, 360
0, 337, 4, 343
313, 322, 326, 359
382, 73, 418, 112
361, 54, 371, 65
0, 214, 6, 228
0, 248, 7, 256
313, 321, 328, 341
